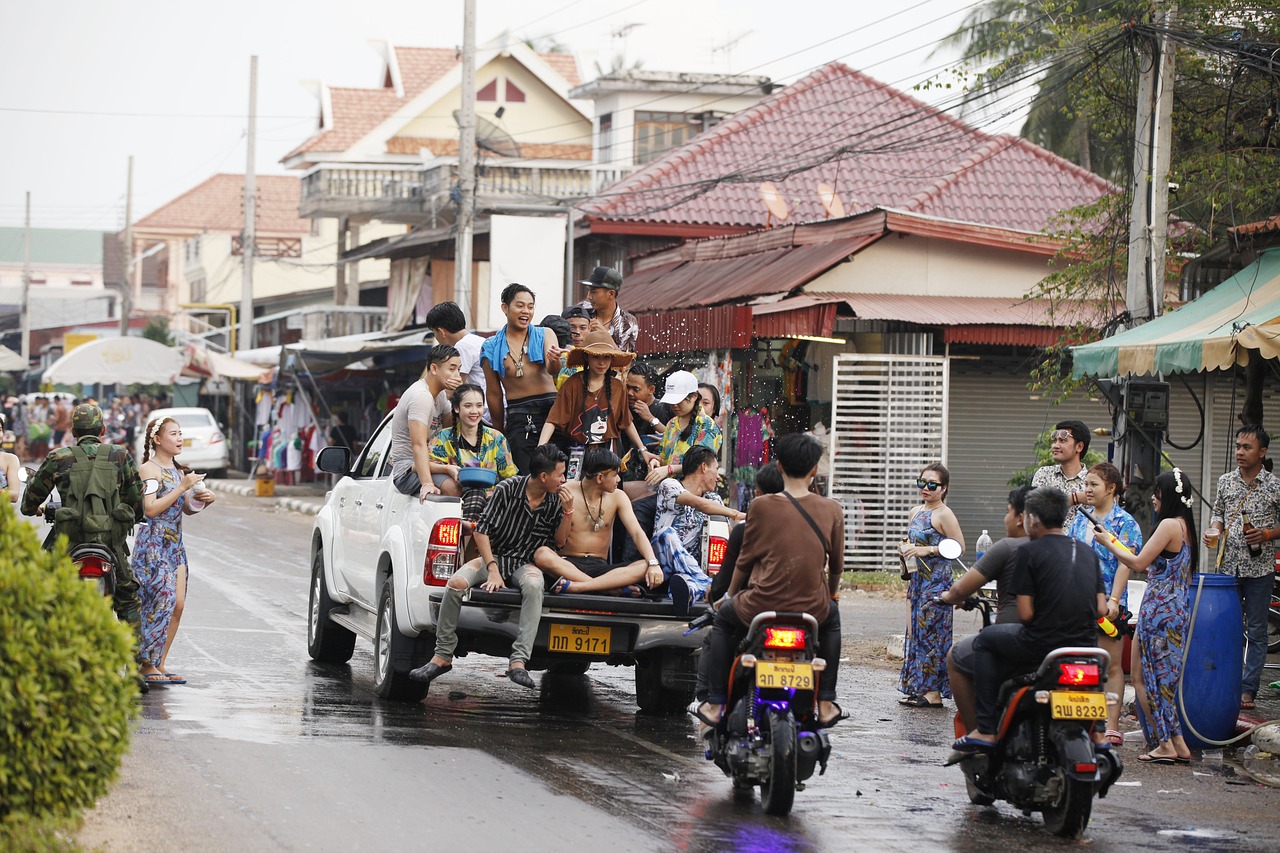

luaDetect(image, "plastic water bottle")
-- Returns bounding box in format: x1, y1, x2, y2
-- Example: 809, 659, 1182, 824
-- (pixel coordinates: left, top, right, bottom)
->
975, 530, 992, 562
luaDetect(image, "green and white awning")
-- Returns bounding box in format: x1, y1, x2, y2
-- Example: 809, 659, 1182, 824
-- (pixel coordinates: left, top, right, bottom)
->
1072, 248, 1280, 377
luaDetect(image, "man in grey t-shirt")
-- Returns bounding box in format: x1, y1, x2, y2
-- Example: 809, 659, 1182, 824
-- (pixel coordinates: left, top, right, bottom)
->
939, 485, 1030, 732
389, 345, 461, 501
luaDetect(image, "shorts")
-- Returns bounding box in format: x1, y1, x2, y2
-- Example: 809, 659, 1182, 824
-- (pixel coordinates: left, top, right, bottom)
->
544, 554, 624, 590
950, 633, 976, 676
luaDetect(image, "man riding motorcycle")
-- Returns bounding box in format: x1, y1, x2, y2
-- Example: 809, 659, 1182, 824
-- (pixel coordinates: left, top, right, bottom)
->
21, 403, 147, 665
952, 487, 1106, 752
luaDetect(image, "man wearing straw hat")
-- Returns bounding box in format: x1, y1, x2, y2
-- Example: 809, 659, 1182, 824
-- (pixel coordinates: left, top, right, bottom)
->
537, 328, 650, 467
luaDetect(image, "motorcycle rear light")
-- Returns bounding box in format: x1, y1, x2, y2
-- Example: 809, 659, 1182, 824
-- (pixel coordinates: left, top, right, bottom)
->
1074, 762, 1097, 774
706, 535, 728, 576
1058, 663, 1100, 686
424, 518, 462, 585
77, 556, 108, 578
763, 627, 806, 649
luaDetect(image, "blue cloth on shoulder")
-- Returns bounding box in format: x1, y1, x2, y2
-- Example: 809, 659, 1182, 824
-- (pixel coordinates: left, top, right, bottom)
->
480, 324, 547, 378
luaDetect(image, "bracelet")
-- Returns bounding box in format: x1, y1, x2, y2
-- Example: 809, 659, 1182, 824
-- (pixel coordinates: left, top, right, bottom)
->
1108, 596, 1119, 603
647, 559, 659, 567
562, 509, 574, 516
668, 463, 675, 474
486, 560, 498, 570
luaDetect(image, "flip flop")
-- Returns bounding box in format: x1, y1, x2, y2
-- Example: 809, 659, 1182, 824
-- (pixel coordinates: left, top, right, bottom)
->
616, 585, 646, 599
816, 701, 849, 729
1241, 697, 1257, 710
1104, 729, 1124, 747
549, 577, 571, 595
687, 700, 722, 728
900, 695, 944, 708
1137, 752, 1177, 764
143, 673, 170, 686
163, 674, 187, 684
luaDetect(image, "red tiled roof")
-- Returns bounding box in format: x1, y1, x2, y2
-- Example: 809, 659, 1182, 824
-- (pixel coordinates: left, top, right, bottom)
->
587, 62, 1112, 234
134, 174, 308, 235
1231, 216, 1280, 237
285, 46, 581, 161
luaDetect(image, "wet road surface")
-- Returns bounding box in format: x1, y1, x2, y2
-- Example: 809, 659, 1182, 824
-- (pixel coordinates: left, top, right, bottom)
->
76, 493, 1280, 851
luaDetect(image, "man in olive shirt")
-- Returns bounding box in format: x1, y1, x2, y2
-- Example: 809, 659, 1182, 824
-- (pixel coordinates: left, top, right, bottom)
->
694, 433, 846, 729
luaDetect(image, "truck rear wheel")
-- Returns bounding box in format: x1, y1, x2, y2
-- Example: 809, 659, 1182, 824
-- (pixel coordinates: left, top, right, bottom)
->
373, 580, 428, 703
634, 652, 695, 714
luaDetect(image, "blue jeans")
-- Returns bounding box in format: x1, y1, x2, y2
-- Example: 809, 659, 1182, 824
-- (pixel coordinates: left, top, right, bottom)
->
1239, 573, 1273, 697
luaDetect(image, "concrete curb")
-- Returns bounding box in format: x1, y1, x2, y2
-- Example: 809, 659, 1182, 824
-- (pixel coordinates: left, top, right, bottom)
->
208, 480, 324, 516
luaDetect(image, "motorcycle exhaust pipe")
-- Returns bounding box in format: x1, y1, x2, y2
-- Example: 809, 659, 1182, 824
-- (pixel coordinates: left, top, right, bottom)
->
796, 731, 824, 781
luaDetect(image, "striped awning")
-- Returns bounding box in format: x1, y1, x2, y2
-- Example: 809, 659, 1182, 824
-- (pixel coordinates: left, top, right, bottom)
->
1072, 249, 1280, 377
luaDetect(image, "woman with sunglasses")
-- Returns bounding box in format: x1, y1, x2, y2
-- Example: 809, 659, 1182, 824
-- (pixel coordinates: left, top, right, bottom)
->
898, 463, 964, 708
1065, 461, 1143, 747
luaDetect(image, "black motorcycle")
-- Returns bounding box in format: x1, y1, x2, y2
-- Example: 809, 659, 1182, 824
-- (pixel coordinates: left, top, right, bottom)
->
39, 498, 118, 599
946, 646, 1123, 838
695, 610, 834, 816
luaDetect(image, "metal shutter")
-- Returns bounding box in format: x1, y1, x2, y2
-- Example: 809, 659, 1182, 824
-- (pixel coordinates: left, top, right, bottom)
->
827, 354, 948, 570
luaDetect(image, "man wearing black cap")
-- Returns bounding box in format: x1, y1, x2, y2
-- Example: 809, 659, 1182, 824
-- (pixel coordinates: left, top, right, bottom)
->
1032, 419, 1091, 527
22, 403, 146, 668
577, 265, 639, 353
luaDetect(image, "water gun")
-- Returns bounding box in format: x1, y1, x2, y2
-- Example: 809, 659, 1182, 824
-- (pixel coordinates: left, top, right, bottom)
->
1079, 506, 1134, 557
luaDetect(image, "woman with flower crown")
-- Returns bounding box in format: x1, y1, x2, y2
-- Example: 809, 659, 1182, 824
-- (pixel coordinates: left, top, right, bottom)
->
132, 416, 216, 686
1097, 469, 1199, 763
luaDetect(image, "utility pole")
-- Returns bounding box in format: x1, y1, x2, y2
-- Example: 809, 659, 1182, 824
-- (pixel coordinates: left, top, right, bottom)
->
454, 0, 477, 321
20, 192, 31, 361
120, 156, 134, 336
1125, 0, 1176, 324
240, 55, 258, 354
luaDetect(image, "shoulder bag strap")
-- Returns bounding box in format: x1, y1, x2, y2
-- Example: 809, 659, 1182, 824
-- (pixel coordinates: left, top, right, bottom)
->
783, 492, 829, 557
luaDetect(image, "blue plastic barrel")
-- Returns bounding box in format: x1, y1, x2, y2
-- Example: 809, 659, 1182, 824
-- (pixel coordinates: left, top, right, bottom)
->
1177, 573, 1243, 749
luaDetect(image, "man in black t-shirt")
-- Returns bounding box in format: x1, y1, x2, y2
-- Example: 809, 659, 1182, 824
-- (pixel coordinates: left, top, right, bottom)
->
955, 487, 1105, 750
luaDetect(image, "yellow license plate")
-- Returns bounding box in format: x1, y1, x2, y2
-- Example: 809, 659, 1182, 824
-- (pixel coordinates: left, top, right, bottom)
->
755, 661, 814, 690
1050, 691, 1107, 720
548, 623, 610, 655
183, 439, 194, 447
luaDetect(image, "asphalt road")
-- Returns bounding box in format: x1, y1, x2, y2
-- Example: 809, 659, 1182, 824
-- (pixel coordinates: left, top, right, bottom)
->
73, 492, 1280, 852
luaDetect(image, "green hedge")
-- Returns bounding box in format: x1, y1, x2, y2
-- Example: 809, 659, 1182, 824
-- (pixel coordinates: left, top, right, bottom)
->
0, 501, 137, 820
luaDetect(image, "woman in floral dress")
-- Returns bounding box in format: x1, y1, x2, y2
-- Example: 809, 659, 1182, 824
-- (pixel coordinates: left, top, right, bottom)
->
1099, 469, 1198, 763
898, 462, 964, 708
133, 416, 215, 686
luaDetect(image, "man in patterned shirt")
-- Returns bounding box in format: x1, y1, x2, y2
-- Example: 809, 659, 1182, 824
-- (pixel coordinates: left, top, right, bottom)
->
1031, 420, 1091, 527
577, 265, 639, 354
1204, 425, 1280, 710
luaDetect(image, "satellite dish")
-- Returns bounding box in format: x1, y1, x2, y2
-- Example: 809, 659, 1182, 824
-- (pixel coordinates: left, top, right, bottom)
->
817, 182, 846, 219
759, 182, 789, 225
452, 110, 522, 158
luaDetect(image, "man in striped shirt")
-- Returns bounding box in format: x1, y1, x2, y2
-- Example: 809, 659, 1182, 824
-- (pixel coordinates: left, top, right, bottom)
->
410, 444, 571, 690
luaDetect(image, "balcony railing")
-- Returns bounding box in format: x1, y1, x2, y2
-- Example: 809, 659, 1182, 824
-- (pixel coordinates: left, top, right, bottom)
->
299, 161, 633, 222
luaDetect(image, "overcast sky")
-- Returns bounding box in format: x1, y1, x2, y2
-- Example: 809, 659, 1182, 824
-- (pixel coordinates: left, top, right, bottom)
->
0, 0, 1012, 232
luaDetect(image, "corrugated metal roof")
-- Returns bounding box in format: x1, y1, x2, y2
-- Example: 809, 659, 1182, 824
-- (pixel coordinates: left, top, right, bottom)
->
803, 292, 1090, 326
635, 305, 751, 355
586, 62, 1111, 235
752, 302, 837, 339
625, 238, 870, 312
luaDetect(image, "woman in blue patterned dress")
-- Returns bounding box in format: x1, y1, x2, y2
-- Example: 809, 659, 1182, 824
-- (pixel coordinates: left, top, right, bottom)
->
898, 462, 965, 708
1098, 469, 1197, 763
1067, 461, 1143, 746
133, 416, 215, 686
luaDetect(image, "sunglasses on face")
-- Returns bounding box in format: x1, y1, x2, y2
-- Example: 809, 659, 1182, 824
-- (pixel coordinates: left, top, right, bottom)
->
916, 479, 944, 491
1051, 430, 1076, 443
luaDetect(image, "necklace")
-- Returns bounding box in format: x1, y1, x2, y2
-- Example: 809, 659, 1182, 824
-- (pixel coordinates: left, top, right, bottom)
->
505, 328, 529, 378
584, 488, 606, 531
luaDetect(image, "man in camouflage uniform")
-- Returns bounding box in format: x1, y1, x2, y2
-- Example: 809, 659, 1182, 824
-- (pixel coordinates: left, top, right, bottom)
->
21, 403, 146, 650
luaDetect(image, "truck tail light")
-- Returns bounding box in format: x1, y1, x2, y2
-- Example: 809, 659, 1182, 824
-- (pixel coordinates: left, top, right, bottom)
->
706, 535, 728, 576
424, 518, 461, 586
1058, 662, 1100, 686
763, 627, 806, 650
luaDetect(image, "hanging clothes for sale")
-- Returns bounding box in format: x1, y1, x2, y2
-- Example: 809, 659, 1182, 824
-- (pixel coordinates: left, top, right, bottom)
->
736, 410, 767, 467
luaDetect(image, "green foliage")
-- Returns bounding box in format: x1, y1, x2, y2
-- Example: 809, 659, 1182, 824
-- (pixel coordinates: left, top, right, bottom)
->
0, 501, 136, 821
1008, 428, 1107, 487
140, 316, 173, 348
0, 812, 81, 852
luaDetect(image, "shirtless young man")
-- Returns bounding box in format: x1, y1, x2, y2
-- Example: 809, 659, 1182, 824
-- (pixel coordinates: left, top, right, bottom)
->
481, 283, 563, 473
534, 447, 664, 595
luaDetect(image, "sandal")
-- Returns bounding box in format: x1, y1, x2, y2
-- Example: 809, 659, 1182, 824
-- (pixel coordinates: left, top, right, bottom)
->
1137, 752, 1176, 764
900, 695, 944, 708
816, 701, 849, 729
687, 700, 722, 728
1241, 695, 1257, 710
549, 577, 571, 595
1105, 729, 1124, 747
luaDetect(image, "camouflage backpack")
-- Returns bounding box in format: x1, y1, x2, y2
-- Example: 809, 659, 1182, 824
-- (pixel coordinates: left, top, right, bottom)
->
53, 445, 133, 545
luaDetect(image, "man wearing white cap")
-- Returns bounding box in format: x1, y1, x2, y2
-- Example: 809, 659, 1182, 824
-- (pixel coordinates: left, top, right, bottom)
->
623, 369, 724, 500
577, 265, 639, 353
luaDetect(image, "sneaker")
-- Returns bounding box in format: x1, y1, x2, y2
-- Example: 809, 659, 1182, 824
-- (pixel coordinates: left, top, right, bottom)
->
670, 575, 691, 616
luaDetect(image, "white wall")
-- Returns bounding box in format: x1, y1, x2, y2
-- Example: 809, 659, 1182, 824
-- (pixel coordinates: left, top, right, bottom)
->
0, 262, 104, 290
810, 234, 1055, 298
486, 214, 566, 329
591, 90, 767, 168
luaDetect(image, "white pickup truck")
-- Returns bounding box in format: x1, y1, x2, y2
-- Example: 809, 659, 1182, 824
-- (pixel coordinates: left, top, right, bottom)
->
307, 413, 729, 710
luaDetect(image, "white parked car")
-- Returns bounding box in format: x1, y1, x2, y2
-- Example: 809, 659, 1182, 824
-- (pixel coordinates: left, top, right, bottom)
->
308, 412, 729, 709
137, 407, 229, 476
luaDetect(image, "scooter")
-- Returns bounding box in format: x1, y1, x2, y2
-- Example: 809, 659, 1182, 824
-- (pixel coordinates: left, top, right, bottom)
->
691, 610, 834, 816
936, 539, 1123, 838
22, 466, 126, 600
